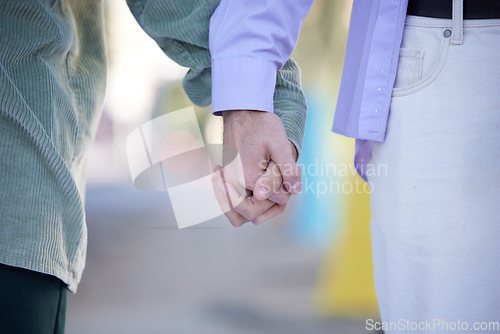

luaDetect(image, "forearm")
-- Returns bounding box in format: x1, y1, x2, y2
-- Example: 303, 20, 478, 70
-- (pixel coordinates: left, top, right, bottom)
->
127, 0, 309, 155
209, 0, 313, 156
274, 59, 307, 158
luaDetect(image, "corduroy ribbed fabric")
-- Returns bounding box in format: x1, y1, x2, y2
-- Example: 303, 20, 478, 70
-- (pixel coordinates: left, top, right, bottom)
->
0, 0, 107, 293
0, 0, 307, 293
127, 0, 308, 155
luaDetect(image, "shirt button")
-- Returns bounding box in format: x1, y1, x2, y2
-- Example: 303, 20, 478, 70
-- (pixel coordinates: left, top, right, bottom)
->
443, 29, 452, 38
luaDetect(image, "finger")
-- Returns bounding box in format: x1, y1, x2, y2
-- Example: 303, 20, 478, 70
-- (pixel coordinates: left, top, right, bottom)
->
221, 154, 248, 196
211, 167, 248, 227
225, 181, 275, 221
240, 149, 269, 191
269, 144, 302, 194
253, 161, 291, 205
223, 207, 249, 227
251, 202, 287, 225
211, 166, 231, 212
267, 185, 291, 206
252, 161, 280, 200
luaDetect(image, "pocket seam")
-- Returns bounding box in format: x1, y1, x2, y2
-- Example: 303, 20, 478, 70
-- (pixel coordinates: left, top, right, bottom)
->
394, 48, 424, 90
392, 37, 451, 97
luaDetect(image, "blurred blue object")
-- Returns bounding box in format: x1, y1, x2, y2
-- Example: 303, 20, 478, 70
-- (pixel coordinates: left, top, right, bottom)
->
287, 90, 341, 249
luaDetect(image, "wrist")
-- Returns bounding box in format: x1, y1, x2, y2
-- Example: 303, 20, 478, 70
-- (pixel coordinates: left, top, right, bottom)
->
222, 109, 265, 125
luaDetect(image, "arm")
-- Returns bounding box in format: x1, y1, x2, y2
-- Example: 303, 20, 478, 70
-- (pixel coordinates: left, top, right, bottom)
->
127, 0, 313, 226
209, 0, 315, 226
126, 0, 309, 156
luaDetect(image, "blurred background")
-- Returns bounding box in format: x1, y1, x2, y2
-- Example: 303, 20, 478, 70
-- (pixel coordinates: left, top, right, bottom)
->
66, 0, 379, 333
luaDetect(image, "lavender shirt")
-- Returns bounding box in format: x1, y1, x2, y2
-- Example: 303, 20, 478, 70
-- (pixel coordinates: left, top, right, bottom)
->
210, 0, 409, 180
209, 0, 315, 115
334, 0, 409, 180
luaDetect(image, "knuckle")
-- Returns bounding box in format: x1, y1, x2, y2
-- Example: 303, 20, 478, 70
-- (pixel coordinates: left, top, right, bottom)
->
237, 207, 255, 221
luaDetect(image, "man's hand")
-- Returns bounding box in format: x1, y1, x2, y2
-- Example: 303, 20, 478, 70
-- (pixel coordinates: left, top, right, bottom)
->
222, 110, 301, 193
212, 110, 302, 227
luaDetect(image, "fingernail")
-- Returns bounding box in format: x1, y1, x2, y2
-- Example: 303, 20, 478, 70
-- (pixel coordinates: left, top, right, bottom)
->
289, 182, 301, 193
257, 186, 268, 198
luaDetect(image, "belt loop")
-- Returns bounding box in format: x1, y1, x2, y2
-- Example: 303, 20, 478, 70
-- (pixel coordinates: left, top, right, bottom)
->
452, 0, 464, 45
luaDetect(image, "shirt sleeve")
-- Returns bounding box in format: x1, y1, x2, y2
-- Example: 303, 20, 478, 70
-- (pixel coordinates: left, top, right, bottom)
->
126, 0, 310, 157
209, 0, 315, 115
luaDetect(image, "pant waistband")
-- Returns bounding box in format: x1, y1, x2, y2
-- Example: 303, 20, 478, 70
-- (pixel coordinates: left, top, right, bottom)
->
407, 0, 500, 19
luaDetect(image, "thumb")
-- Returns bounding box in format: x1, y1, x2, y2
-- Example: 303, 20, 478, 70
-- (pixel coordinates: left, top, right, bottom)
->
253, 161, 291, 204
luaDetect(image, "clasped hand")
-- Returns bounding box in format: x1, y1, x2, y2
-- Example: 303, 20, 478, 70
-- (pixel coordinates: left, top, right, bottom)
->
211, 110, 302, 227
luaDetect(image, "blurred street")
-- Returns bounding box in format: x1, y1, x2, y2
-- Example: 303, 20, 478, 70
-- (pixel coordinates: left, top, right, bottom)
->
65, 185, 368, 334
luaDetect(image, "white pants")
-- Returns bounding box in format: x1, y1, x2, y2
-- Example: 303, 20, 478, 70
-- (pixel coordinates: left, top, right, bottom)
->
368, 9, 500, 334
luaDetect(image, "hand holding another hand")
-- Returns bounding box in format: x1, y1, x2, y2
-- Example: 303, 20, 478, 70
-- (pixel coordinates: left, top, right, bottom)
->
211, 110, 302, 227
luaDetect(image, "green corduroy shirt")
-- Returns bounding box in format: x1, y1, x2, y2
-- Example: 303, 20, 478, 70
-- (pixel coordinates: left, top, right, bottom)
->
0, 0, 307, 292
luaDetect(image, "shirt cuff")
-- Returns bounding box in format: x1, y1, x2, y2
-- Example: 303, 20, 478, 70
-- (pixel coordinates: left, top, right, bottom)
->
211, 57, 278, 116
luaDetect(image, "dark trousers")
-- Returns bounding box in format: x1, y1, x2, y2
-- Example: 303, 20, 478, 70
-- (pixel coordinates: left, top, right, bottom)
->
0, 264, 67, 334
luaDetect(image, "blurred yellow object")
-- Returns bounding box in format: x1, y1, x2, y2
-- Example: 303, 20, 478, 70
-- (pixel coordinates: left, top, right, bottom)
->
315, 174, 379, 317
